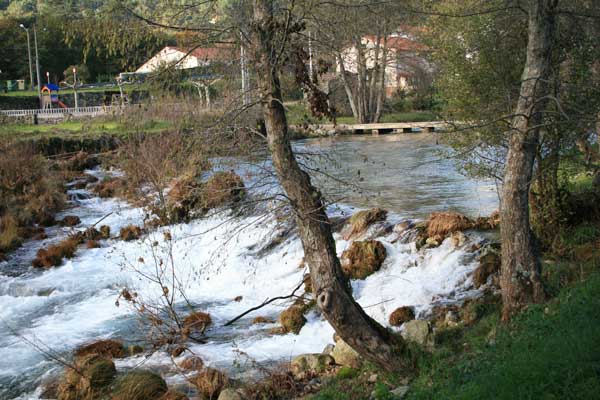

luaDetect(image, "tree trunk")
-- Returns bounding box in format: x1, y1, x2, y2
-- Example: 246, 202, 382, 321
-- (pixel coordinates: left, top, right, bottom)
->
252, 0, 407, 371
500, 0, 557, 321
337, 53, 359, 119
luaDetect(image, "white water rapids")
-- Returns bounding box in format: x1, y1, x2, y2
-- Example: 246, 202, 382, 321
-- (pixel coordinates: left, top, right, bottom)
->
0, 133, 498, 399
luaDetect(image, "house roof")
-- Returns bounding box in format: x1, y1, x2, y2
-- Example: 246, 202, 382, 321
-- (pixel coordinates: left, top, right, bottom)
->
363, 35, 425, 52
169, 46, 232, 62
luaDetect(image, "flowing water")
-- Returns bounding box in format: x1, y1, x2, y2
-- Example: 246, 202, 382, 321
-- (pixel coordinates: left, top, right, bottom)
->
0, 133, 498, 399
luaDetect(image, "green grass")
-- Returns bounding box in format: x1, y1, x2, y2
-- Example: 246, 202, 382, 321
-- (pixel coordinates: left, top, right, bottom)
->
285, 102, 438, 125
407, 272, 600, 400
0, 84, 144, 97
0, 119, 172, 140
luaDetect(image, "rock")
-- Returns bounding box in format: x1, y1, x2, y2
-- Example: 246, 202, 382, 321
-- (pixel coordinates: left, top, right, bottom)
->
450, 231, 466, 247
32, 237, 80, 268
341, 208, 388, 240
201, 171, 246, 210
60, 215, 81, 227
303, 273, 313, 294
402, 320, 433, 348
57, 354, 116, 400
341, 240, 387, 279
368, 374, 378, 383
233, 295, 243, 302
473, 210, 500, 230
251, 316, 274, 324
99, 225, 111, 239
331, 338, 362, 368
119, 225, 143, 241
279, 304, 307, 334
112, 370, 168, 400
322, 344, 335, 355
74, 339, 126, 360
178, 356, 204, 371
182, 311, 212, 337
290, 353, 335, 379
161, 389, 189, 400
127, 344, 144, 356
426, 212, 473, 240
171, 346, 187, 357
389, 306, 415, 326
425, 237, 440, 248
393, 220, 413, 234
390, 385, 410, 398
193, 368, 228, 399
473, 251, 501, 288
85, 240, 101, 249
218, 388, 243, 400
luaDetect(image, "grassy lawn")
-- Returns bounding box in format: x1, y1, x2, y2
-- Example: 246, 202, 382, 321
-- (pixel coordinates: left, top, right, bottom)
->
0, 84, 145, 97
0, 119, 172, 140
285, 101, 438, 125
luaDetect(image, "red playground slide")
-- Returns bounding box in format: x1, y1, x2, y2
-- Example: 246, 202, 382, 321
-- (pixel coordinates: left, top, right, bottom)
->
57, 101, 68, 108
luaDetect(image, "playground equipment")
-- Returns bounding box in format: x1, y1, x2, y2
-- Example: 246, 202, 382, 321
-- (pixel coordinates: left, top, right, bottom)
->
41, 83, 67, 109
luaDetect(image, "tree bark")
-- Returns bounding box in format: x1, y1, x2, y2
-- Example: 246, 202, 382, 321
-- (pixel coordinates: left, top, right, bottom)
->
252, 0, 407, 371
500, 0, 557, 321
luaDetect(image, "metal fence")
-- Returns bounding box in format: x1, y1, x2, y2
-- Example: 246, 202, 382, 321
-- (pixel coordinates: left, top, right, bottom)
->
0, 105, 125, 119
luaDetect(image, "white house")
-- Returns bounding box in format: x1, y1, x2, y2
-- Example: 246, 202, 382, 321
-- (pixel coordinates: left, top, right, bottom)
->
135, 46, 229, 74
338, 33, 430, 97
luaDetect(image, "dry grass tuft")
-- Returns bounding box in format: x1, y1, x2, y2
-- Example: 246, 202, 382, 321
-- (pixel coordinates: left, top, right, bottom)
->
192, 368, 228, 399
201, 171, 246, 210
389, 306, 415, 326
177, 356, 204, 371
182, 311, 212, 338
32, 236, 80, 268
341, 208, 388, 240
341, 240, 387, 279
279, 305, 307, 334
119, 225, 143, 241
74, 339, 126, 360
427, 212, 473, 240
112, 370, 168, 400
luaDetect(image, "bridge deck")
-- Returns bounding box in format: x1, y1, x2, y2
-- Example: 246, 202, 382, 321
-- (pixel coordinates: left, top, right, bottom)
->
290, 121, 448, 134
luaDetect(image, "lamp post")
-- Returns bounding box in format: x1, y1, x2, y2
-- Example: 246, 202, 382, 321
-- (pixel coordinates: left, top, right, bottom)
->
73, 67, 79, 108
33, 25, 42, 104
19, 24, 35, 91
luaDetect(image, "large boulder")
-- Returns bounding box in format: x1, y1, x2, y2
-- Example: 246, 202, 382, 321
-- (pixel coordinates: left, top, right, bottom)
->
426, 212, 473, 241
473, 250, 501, 288
290, 353, 335, 379
402, 320, 433, 349
74, 339, 126, 360
389, 306, 415, 327
111, 370, 168, 400
341, 208, 388, 240
193, 368, 228, 399
341, 240, 387, 279
182, 311, 212, 338
279, 304, 307, 334
330, 338, 362, 369
218, 388, 244, 400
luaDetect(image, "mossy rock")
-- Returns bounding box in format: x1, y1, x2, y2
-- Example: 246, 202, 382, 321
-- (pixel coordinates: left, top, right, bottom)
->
341, 240, 387, 279
341, 208, 388, 240
279, 305, 307, 334
426, 212, 473, 240
112, 370, 168, 400
473, 251, 501, 288
389, 306, 415, 326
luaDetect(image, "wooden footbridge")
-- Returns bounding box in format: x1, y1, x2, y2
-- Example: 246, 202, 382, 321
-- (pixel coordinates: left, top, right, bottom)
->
290, 121, 448, 135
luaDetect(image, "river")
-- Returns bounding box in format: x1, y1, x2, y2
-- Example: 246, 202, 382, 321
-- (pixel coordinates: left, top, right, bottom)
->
0, 133, 498, 399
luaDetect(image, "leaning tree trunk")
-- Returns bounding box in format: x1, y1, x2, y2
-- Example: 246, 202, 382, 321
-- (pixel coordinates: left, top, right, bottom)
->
500, 0, 557, 321
252, 0, 407, 371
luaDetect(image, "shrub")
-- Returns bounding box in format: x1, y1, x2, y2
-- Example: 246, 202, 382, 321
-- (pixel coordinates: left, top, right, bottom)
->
74, 339, 126, 360
57, 354, 116, 400
201, 171, 246, 210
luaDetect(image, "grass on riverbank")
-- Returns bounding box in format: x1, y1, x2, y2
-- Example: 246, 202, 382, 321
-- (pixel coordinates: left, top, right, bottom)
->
285, 102, 438, 125
0, 119, 172, 141
311, 258, 600, 400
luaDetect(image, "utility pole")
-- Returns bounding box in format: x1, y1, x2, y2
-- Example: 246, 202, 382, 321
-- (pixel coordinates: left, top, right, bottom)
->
308, 31, 314, 81
240, 31, 249, 105
73, 67, 79, 108
33, 25, 42, 104
19, 24, 34, 91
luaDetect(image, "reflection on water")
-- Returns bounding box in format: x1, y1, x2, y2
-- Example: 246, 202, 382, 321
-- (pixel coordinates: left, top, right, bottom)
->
297, 133, 499, 218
